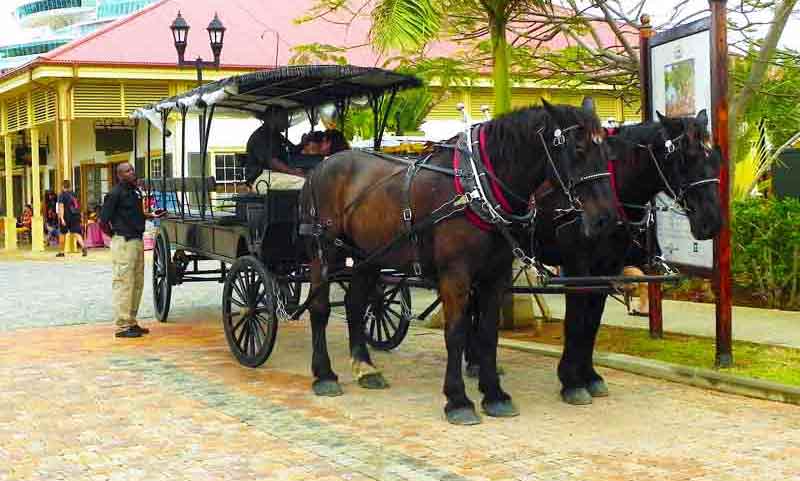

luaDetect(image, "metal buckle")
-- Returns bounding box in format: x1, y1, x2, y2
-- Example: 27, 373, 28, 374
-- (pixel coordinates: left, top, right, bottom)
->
333, 238, 344, 247
553, 129, 566, 146
665, 139, 676, 154
402, 208, 413, 222
512, 247, 533, 266
412, 262, 423, 276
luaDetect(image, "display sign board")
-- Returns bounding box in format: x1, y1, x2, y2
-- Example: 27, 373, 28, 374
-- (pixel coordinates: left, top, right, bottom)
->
654, 193, 714, 270
650, 18, 714, 271
650, 17, 712, 127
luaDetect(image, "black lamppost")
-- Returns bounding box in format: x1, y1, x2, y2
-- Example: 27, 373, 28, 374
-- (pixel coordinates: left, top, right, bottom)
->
169, 11, 226, 220
170, 11, 226, 85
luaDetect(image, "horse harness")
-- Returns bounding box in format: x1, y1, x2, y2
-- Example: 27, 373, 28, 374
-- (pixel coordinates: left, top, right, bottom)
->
302, 121, 610, 282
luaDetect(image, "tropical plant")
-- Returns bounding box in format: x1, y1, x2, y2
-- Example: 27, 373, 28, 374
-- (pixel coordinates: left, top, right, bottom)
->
732, 197, 800, 309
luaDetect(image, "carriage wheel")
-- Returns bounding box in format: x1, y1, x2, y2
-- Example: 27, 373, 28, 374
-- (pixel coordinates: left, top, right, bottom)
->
222, 256, 279, 368
364, 281, 412, 351
152, 229, 173, 322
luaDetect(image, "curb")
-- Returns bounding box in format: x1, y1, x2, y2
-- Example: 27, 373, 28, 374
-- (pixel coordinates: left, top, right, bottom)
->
410, 326, 800, 406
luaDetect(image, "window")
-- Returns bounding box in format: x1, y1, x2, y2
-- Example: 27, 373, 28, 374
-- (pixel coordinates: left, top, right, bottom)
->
150, 156, 163, 180
214, 153, 244, 184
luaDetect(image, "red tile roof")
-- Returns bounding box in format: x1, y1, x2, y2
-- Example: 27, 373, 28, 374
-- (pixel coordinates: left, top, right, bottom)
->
38, 0, 380, 69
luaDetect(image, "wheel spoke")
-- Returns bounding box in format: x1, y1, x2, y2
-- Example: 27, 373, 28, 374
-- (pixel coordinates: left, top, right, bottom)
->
383, 312, 398, 332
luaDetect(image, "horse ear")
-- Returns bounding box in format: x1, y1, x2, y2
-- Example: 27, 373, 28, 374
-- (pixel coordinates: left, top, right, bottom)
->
695, 109, 708, 126
656, 110, 667, 124
541, 99, 558, 118
581, 97, 597, 117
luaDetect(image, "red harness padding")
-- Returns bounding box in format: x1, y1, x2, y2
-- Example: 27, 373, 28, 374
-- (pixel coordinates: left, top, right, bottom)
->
453, 126, 515, 231
607, 159, 627, 221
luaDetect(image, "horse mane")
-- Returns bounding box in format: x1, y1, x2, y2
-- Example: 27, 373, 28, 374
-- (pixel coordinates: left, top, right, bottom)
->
483, 103, 599, 173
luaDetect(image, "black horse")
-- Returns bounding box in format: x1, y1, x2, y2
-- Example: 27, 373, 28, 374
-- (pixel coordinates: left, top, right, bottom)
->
299, 101, 618, 424
467, 110, 721, 404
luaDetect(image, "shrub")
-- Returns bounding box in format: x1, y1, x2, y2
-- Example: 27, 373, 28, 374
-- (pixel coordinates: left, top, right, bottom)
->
731, 197, 800, 309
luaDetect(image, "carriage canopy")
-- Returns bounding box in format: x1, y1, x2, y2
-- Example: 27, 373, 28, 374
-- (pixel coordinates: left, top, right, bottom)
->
131, 64, 423, 119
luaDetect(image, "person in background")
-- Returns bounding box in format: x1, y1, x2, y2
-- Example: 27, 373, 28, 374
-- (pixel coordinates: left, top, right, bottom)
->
56, 179, 87, 257
300, 131, 324, 155
100, 162, 164, 338
17, 204, 33, 229
320, 129, 350, 156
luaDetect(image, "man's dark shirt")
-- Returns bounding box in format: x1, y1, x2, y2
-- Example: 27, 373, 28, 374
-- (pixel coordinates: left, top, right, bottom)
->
100, 182, 146, 240
244, 124, 293, 184
57, 191, 79, 221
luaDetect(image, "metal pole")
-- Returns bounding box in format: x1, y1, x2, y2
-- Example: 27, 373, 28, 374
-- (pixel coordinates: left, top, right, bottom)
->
180, 107, 187, 219
710, 0, 733, 367
146, 119, 152, 209
639, 13, 664, 338
161, 109, 169, 213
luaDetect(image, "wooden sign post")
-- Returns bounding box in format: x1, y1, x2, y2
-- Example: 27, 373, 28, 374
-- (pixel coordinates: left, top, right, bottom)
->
710, 0, 733, 367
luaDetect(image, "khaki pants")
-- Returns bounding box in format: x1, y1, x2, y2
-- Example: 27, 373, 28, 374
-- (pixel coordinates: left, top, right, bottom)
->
253, 171, 305, 193
112, 236, 145, 329
622, 266, 649, 314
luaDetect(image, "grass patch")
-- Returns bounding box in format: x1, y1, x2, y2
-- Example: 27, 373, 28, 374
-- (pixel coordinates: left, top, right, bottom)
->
501, 322, 800, 387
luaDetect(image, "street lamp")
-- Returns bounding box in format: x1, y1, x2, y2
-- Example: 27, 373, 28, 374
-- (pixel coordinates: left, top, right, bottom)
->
170, 10, 226, 82
207, 13, 226, 66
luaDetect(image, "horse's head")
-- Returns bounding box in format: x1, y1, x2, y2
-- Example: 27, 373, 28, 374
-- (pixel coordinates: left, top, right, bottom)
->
656, 110, 721, 240
541, 98, 617, 238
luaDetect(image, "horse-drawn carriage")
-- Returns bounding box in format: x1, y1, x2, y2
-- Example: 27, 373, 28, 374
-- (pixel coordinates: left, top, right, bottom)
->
134, 64, 719, 424
132, 65, 420, 366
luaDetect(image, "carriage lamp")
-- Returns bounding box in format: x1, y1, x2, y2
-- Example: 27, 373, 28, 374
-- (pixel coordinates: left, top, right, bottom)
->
207, 14, 226, 66
170, 11, 226, 69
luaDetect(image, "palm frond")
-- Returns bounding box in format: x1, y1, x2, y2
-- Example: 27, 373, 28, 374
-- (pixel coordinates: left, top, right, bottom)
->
370, 0, 443, 53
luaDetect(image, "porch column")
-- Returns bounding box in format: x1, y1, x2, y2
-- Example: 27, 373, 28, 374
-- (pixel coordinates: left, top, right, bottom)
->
3, 135, 16, 250
56, 80, 72, 183
30, 128, 45, 251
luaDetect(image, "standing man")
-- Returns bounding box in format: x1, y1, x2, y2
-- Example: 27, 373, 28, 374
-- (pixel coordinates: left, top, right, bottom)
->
100, 162, 161, 338
56, 179, 87, 257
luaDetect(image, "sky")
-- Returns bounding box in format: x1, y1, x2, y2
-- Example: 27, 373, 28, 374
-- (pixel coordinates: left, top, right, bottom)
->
0, 0, 797, 50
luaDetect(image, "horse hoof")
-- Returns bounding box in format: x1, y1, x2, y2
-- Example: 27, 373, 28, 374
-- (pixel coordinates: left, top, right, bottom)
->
358, 372, 389, 389
587, 379, 609, 397
482, 399, 519, 418
561, 387, 593, 405
312, 379, 343, 397
446, 407, 481, 425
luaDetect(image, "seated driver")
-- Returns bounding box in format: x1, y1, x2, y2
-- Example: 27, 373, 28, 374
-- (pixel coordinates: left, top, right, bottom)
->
245, 109, 303, 193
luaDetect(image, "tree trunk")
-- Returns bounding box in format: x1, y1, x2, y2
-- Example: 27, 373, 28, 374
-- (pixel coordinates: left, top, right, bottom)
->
727, 0, 797, 183
489, 6, 512, 115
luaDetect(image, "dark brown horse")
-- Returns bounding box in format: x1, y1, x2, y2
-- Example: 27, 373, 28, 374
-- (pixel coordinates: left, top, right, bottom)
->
299, 101, 618, 424
466, 111, 721, 404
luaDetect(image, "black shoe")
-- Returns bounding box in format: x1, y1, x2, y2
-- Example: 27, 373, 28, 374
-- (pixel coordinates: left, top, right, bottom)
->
131, 325, 150, 335
115, 327, 143, 338
55, 252, 65, 258
82, 248, 87, 257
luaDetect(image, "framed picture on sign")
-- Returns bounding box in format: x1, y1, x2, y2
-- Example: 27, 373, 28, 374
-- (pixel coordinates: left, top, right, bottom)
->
650, 17, 711, 129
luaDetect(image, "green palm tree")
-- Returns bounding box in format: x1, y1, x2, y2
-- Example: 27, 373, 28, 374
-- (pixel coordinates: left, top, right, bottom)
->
370, 0, 544, 116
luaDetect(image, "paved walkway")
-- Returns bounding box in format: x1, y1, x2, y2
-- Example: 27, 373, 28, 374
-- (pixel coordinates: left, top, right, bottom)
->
2, 250, 800, 348
1, 316, 799, 481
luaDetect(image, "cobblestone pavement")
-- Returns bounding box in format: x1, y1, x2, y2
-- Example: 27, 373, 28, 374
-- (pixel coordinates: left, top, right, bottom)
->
0, 257, 223, 331
1, 314, 799, 481
0, 256, 436, 332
